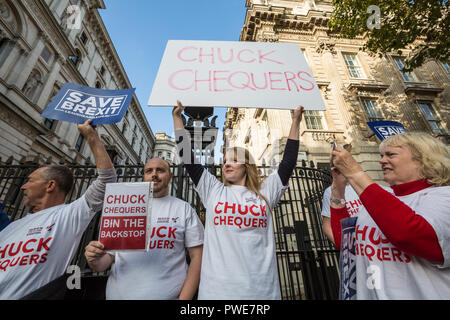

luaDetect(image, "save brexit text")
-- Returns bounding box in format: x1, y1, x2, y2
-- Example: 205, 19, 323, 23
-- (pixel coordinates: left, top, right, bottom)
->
56, 90, 125, 117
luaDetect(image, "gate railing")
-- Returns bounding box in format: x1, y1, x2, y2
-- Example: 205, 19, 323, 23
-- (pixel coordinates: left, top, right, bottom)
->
0, 156, 339, 300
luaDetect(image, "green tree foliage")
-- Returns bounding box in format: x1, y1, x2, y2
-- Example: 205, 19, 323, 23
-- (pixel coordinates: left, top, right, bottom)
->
328, 0, 449, 71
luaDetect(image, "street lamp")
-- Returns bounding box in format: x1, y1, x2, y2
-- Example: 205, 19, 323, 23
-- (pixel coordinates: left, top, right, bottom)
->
183, 106, 218, 165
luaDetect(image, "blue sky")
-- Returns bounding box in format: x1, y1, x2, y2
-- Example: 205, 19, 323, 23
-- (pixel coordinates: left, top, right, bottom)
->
99, 0, 248, 150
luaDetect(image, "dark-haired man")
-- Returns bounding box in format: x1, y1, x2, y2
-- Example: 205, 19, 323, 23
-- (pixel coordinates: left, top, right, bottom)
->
0, 120, 116, 299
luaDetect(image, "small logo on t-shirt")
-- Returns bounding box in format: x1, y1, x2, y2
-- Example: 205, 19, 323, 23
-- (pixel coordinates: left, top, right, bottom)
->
27, 227, 43, 236
157, 217, 170, 223
46, 223, 55, 232
245, 197, 258, 204
171, 217, 180, 223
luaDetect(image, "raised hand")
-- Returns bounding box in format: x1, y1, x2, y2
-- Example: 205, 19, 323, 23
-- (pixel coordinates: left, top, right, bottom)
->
172, 100, 186, 118
292, 105, 305, 124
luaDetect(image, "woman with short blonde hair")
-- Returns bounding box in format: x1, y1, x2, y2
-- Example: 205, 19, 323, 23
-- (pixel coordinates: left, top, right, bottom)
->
330, 132, 450, 299
379, 132, 450, 187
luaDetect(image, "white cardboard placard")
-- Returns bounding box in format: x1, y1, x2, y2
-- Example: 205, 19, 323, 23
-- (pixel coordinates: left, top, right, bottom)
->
148, 40, 326, 110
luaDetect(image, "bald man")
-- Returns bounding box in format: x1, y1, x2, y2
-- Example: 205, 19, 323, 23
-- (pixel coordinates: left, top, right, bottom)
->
85, 158, 204, 300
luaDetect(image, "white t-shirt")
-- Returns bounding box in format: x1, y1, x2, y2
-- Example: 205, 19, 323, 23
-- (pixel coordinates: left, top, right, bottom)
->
195, 169, 288, 300
322, 184, 393, 218
355, 186, 450, 299
322, 185, 363, 218
105, 195, 204, 300
0, 196, 95, 300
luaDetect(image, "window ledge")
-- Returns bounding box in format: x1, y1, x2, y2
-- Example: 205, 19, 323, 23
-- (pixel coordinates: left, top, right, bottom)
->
346, 80, 389, 93
404, 83, 444, 96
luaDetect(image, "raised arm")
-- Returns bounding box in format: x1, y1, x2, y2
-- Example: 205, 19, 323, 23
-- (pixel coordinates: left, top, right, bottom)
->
172, 100, 204, 186
277, 106, 304, 185
288, 106, 304, 141
77, 119, 113, 170
77, 120, 117, 211
329, 168, 351, 249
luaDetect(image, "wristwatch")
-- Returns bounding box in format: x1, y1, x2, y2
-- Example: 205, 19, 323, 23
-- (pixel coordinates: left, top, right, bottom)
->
331, 198, 346, 205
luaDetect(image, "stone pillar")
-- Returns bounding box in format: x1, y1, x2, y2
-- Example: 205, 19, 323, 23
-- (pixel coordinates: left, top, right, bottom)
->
36, 55, 63, 108
12, 37, 45, 90
0, 38, 24, 79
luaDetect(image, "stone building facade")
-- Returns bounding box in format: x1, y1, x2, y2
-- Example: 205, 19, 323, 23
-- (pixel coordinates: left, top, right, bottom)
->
225, 0, 449, 183
0, 0, 155, 166
153, 132, 177, 164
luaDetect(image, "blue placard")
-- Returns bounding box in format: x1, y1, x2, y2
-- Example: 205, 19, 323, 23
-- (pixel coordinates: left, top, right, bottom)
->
41, 83, 135, 125
367, 120, 407, 141
339, 217, 357, 300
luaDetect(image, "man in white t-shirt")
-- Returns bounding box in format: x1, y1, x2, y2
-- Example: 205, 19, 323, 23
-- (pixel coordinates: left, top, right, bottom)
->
84, 158, 204, 300
0, 120, 117, 300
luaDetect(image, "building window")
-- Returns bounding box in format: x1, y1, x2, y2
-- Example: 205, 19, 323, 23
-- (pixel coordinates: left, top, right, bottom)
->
75, 134, 85, 152
99, 65, 106, 76
139, 138, 144, 157
158, 151, 163, 158
44, 118, 55, 130
40, 45, 52, 64
418, 103, 445, 135
69, 49, 82, 67
393, 57, 418, 82
79, 31, 88, 45
167, 152, 171, 159
305, 110, 324, 130
442, 62, 449, 74
361, 98, 384, 121
70, 55, 79, 66
342, 53, 366, 79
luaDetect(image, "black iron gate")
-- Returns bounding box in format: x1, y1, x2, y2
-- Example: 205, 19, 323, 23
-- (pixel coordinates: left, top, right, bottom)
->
0, 155, 339, 300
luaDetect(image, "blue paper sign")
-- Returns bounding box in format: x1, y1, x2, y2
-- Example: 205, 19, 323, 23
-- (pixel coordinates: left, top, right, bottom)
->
41, 83, 135, 125
367, 120, 407, 141
339, 217, 357, 300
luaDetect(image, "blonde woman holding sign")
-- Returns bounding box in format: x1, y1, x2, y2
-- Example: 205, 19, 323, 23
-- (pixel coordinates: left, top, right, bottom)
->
173, 101, 304, 300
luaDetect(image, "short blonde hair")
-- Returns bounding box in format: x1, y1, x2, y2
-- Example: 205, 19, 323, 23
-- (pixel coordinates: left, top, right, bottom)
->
379, 132, 450, 186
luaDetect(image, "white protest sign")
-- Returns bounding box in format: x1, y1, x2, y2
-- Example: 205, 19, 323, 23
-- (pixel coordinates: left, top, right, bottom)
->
99, 182, 151, 251
148, 40, 326, 110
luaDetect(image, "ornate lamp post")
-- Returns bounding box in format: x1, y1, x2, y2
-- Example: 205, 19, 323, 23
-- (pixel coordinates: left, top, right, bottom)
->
182, 107, 218, 165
